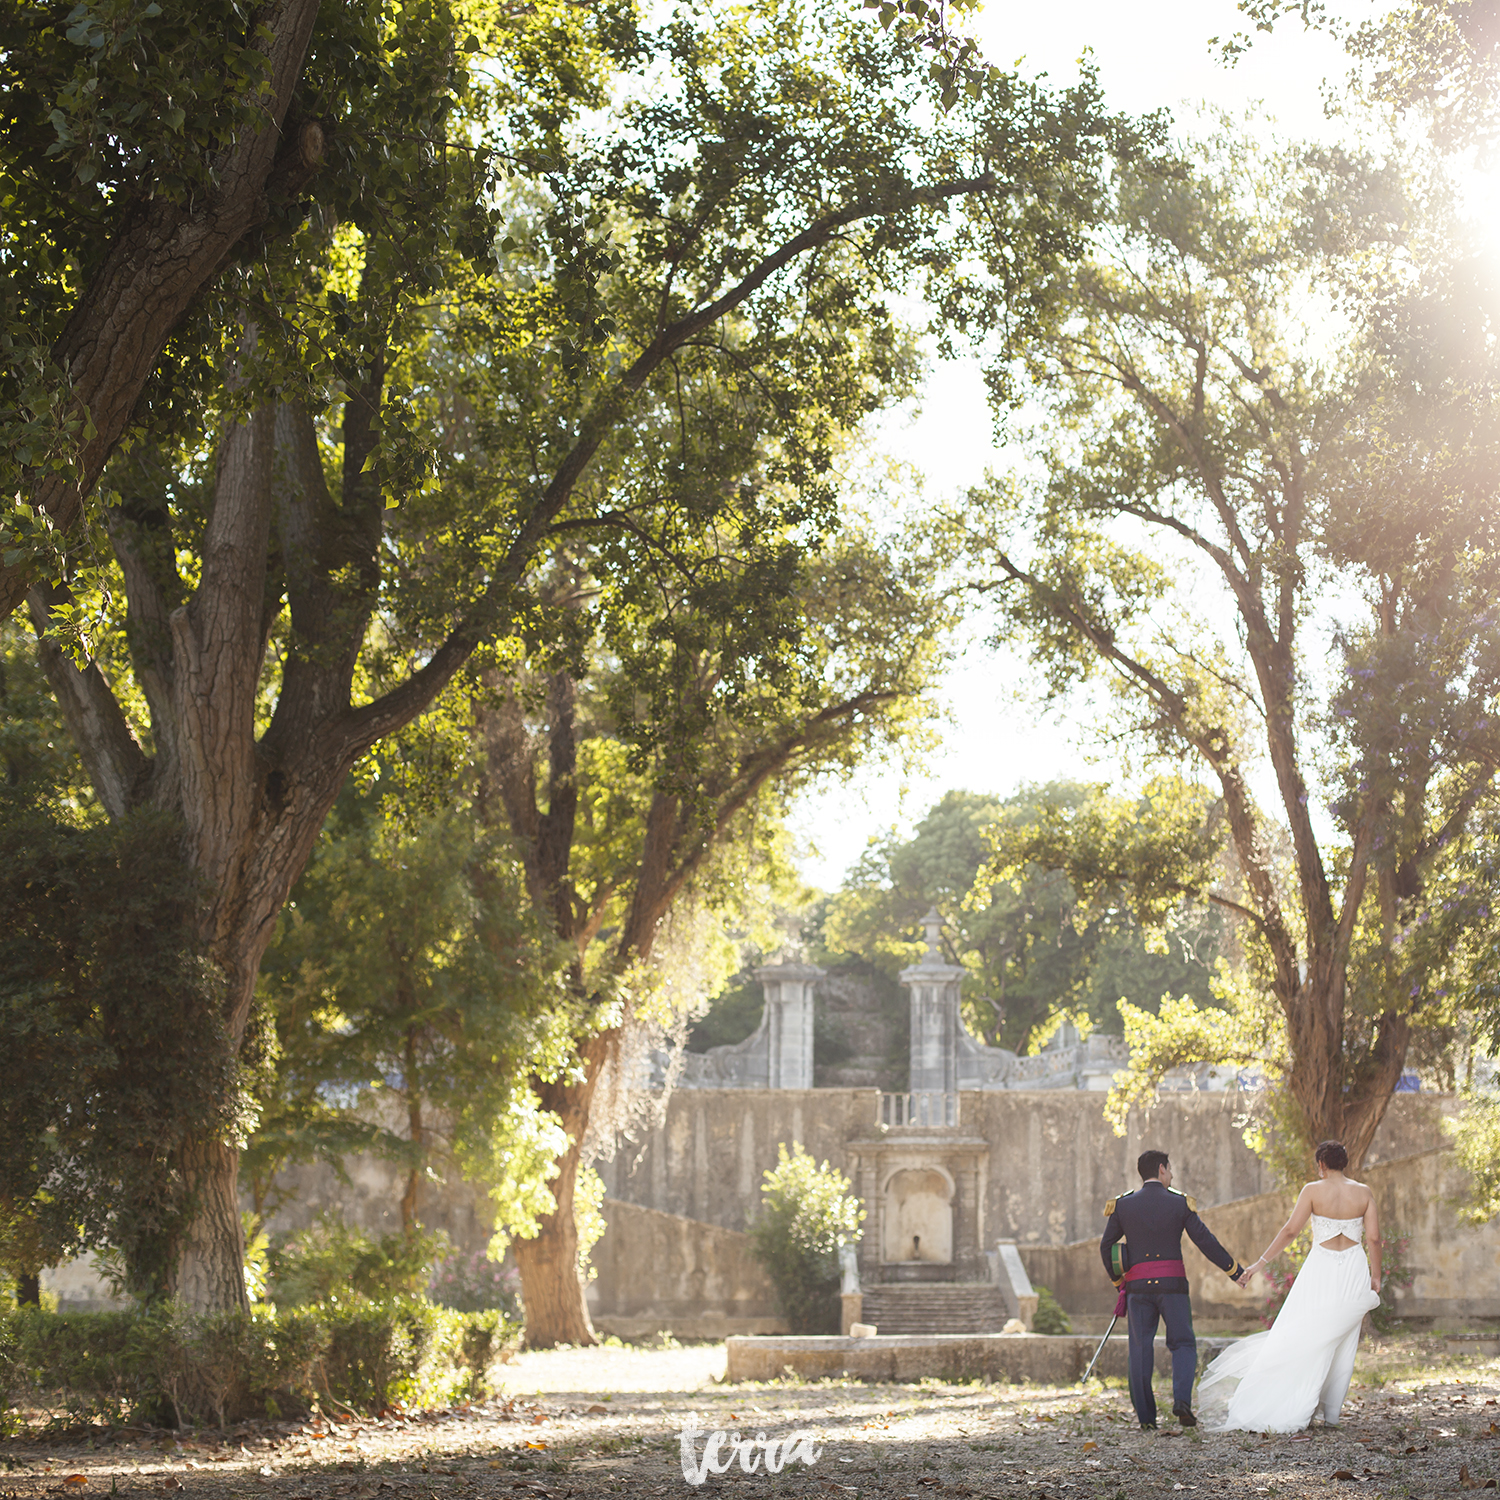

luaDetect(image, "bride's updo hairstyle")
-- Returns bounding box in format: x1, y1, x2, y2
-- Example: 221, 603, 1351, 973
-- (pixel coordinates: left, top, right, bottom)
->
1315, 1140, 1349, 1172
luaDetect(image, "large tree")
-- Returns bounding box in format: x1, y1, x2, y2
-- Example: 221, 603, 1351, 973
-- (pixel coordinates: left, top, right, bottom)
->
965, 127, 1500, 1171
12, 0, 1124, 1310
480, 518, 946, 1346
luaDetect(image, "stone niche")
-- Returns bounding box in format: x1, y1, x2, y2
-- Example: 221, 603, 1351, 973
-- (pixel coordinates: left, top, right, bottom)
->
882, 1166, 953, 1264
847, 1131, 989, 1283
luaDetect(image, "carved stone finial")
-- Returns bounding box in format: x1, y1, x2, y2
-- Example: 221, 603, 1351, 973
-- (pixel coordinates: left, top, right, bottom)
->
921, 906, 943, 958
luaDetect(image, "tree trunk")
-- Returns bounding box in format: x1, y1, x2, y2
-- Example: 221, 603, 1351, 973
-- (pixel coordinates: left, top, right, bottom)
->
512, 1031, 617, 1348
401, 1029, 424, 1237
168, 1136, 250, 1315
512, 1131, 597, 1349
17, 1272, 40, 1306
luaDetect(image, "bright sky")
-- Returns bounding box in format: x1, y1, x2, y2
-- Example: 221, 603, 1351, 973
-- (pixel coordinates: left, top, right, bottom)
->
788, 0, 1366, 890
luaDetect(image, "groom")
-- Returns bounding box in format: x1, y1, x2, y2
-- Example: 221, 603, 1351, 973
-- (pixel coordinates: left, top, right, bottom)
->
1100, 1149, 1249, 1430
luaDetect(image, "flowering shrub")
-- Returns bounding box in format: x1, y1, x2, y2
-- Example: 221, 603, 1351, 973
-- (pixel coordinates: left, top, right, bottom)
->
428, 1251, 521, 1316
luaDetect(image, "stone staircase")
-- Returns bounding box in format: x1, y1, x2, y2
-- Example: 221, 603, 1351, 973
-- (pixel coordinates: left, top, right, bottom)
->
858, 1282, 1008, 1336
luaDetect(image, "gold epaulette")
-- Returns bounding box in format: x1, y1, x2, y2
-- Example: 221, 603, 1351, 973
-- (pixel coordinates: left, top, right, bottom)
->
1104, 1188, 1133, 1216
1168, 1187, 1198, 1212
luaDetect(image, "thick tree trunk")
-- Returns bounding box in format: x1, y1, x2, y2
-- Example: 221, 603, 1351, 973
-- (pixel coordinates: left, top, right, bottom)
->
0, 0, 326, 620
169, 1137, 251, 1314
512, 1031, 617, 1348
17, 1273, 40, 1306
512, 1131, 597, 1349
1280, 965, 1408, 1174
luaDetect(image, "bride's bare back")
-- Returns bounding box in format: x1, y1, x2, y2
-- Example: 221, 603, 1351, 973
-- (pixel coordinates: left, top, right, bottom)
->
1303, 1175, 1376, 1251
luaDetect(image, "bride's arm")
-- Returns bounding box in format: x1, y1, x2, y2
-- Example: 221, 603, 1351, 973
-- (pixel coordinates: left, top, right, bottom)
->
1365, 1191, 1382, 1292
1241, 1185, 1314, 1279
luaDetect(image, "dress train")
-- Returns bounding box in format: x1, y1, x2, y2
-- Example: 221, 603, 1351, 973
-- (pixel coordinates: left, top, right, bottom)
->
1197, 1215, 1381, 1433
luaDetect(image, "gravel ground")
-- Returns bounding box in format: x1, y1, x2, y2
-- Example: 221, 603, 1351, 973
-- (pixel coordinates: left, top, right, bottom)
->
4, 1337, 1498, 1500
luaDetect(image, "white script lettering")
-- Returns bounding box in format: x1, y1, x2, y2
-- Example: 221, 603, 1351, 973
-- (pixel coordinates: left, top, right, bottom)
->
678, 1416, 823, 1486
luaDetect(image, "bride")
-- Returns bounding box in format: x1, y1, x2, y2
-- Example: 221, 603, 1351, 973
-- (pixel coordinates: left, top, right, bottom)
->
1196, 1140, 1383, 1432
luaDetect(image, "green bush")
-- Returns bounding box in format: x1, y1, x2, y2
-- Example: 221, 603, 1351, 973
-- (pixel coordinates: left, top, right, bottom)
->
748, 1143, 865, 1335
1031, 1284, 1071, 1335
0, 1300, 519, 1429
267, 1216, 443, 1307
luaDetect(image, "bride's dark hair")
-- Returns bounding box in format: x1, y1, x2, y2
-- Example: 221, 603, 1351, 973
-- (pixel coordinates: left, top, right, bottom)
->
1315, 1140, 1349, 1172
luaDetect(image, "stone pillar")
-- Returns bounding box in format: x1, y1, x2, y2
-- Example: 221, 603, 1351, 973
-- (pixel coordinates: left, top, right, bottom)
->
754, 961, 823, 1090
839, 1244, 863, 1334
900, 908, 967, 1095
841, 1292, 864, 1335
955, 1159, 983, 1278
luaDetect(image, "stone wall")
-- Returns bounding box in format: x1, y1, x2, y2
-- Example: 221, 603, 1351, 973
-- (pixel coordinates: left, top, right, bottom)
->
595, 1087, 1448, 1249
260, 1153, 497, 1257
586, 1200, 786, 1341
586, 1087, 1461, 1332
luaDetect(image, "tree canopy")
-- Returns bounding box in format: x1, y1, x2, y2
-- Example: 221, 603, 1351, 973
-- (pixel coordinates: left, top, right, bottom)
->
819, 781, 1223, 1052
963, 121, 1500, 1171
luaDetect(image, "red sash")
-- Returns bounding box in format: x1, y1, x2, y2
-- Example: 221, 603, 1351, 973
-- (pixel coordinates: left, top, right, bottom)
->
1112, 1259, 1187, 1316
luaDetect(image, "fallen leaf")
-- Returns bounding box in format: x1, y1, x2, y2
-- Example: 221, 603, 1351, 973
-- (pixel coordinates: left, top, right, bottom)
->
586, 1404, 608, 1414
523, 1441, 547, 1451
1081, 1442, 1097, 1452
64, 1479, 89, 1488
1330, 1470, 1357, 1482
1460, 1466, 1498, 1491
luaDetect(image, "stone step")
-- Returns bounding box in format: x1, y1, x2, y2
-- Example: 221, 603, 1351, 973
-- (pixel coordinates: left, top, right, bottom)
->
860, 1284, 1008, 1336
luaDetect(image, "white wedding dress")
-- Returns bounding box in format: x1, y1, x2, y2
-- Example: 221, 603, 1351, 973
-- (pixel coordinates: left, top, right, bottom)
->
1196, 1214, 1382, 1432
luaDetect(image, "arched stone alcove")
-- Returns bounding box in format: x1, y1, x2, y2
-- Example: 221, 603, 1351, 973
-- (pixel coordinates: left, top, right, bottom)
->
881, 1166, 953, 1263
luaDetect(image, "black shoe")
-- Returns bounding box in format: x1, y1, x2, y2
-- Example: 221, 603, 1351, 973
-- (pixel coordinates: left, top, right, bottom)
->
1172, 1404, 1198, 1428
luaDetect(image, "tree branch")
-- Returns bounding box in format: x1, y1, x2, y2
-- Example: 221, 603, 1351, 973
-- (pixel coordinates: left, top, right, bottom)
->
338, 173, 997, 758
0, 0, 326, 620
26, 584, 150, 820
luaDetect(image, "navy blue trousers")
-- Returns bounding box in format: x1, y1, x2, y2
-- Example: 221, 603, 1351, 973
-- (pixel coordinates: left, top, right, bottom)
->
1125, 1289, 1196, 1426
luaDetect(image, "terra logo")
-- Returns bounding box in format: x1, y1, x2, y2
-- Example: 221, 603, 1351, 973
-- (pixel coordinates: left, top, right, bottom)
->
677, 1415, 823, 1485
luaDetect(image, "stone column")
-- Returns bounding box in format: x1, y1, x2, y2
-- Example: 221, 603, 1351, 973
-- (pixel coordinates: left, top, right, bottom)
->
754, 960, 823, 1090
955, 1158, 982, 1278
900, 908, 967, 1095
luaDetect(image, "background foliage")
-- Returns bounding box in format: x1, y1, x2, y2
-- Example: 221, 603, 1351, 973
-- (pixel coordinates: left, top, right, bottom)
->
747, 1144, 865, 1336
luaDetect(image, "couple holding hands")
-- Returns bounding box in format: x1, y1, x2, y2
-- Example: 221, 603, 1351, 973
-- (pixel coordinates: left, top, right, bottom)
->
1100, 1143, 1382, 1432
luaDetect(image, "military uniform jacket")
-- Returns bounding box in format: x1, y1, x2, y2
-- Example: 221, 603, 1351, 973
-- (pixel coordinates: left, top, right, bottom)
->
1099, 1181, 1241, 1296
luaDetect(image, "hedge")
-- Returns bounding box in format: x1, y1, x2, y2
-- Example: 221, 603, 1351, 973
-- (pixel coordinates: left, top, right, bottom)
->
0, 1300, 520, 1430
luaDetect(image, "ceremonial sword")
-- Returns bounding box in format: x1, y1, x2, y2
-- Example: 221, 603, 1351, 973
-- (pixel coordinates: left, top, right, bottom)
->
1080, 1315, 1117, 1384
1081, 1240, 1128, 1385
